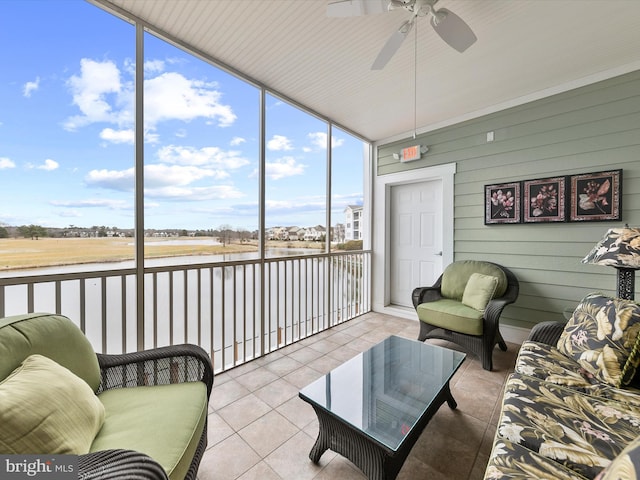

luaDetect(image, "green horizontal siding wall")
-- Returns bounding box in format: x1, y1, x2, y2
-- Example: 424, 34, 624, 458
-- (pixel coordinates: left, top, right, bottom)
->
377, 70, 640, 330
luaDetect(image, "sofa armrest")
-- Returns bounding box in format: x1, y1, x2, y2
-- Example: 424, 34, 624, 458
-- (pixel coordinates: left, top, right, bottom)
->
96, 344, 213, 398
527, 321, 566, 346
79, 449, 168, 480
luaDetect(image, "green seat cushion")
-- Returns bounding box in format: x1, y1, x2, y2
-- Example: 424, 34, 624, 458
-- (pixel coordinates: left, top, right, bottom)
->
461, 273, 499, 312
440, 260, 507, 301
416, 299, 484, 336
557, 292, 640, 387
93, 382, 207, 480
0, 354, 105, 455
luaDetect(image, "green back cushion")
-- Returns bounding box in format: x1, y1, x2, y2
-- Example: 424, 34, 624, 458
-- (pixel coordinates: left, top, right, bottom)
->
0, 313, 100, 392
441, 260, 508, 301
0, 354, 105, 454
557, 293, 640, 387
461, 273, 499, 311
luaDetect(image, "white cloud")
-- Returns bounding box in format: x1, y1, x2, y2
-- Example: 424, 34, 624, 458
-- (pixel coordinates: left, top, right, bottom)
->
144, 163, 226, 187
0, 157, 16, 169
50, 198, 129, 210
264, 198, 326, 215
144, 59, 165, 74
144, 72, 236, 128
144, 184, 244, 201
308, 131, 345, 150
144, 130, 160, 144
230, 136, 246, 146
64, 59, 237, 143
157, 145, 249, 170
37, 159, 59, 171
85, 167, 134, 192
84, 162, 234, 193
64, 58, 123, 130
265, 156, 306, 180
23, 77, 40, 98
267, 135, 293, 151
100, 128, 134, 144
58, 210, 82, 218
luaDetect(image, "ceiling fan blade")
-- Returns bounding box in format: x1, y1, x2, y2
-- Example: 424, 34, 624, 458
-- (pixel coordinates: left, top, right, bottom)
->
327, 0, 390, 17
430, 8, 477, 52
371, 18, 414, 70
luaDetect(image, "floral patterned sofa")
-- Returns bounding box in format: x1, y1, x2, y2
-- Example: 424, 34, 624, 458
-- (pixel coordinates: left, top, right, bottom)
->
484, 292, 640, 479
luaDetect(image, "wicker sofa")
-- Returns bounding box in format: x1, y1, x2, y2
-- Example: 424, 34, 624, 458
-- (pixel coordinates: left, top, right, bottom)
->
485, 293, 640, 479
0, 312, 213, 480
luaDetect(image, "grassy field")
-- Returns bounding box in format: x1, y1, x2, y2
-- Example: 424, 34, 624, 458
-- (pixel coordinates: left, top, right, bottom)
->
0, 237, 250, 270
0, 237, 324, 271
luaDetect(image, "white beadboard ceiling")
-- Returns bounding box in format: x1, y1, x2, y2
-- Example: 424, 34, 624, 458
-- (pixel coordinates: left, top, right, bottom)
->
93, 0, 640, 143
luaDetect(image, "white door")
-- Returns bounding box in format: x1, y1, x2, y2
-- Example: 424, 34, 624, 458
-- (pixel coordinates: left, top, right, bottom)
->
389, 180, 443, 307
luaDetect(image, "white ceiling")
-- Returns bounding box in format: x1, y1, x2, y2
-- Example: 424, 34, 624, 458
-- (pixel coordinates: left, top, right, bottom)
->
94, 0, 640, 143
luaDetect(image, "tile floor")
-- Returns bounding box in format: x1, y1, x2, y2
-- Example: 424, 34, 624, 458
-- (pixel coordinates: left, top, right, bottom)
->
197, 312, 519, 480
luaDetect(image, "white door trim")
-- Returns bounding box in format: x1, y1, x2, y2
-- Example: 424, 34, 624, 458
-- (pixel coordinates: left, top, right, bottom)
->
372, 162, 456, 318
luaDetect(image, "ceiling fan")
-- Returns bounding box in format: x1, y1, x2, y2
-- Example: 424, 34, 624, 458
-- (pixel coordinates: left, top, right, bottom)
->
327, 0, 477, 70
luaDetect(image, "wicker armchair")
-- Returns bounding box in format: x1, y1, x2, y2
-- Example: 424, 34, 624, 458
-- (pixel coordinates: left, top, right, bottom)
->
0, 313, 213, 480
412, 260, 519, 371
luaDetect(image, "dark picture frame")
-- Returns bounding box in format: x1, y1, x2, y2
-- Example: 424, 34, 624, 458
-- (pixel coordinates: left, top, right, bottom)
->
485, 182, 521, 224
523, 176, 567, 223
569, 169, 622, 222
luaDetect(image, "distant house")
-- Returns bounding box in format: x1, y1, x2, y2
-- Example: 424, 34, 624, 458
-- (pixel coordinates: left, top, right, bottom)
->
266, 227, 284, 240
304, 225, 325, 241
288, 226, 305, 241
344, 205, 363, 241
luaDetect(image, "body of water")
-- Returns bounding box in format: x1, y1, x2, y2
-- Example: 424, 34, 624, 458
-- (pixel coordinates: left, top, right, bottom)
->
1, 249, 364, 368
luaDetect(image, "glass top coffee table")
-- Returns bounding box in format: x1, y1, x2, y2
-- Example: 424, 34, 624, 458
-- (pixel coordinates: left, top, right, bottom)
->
299, 335, 466, 480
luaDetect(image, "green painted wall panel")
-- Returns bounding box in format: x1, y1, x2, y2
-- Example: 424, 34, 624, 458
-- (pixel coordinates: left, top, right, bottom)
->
378, 70, 640, 330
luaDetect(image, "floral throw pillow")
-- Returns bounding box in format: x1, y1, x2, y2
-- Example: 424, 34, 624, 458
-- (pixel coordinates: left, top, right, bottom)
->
596, 435, 640, 480
557, 292, 640, 387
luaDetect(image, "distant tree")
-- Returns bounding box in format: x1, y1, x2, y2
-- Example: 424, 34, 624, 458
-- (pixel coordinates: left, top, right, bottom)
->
18, 224, 47, 240
237, 228, 251, 244
218, 224, 234, 246
0, 226, 8, 238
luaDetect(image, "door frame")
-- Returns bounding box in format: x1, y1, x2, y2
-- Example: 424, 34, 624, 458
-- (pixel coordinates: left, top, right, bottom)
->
372, 162, 456, 319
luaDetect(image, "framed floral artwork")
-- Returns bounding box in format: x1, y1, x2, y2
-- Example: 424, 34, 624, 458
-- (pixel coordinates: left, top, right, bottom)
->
485, 182, 521, 224
570, 169, 622, 222
523, 176, 567, 223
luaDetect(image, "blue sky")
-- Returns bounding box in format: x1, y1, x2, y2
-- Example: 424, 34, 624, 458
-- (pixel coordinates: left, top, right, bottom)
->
0, 0, 365, 232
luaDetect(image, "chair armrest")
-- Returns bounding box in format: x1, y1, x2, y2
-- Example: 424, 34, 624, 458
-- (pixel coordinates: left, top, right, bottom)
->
411, 286, 443, 308
79, 449, 168, 480
97, 344, 213, 398
527, 321, 566, 346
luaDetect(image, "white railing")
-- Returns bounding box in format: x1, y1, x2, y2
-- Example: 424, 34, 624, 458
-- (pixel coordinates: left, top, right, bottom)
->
0, 251, 371, 373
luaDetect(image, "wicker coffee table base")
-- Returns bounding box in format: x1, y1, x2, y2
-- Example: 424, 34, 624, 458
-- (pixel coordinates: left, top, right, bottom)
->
305, 383, 457, 480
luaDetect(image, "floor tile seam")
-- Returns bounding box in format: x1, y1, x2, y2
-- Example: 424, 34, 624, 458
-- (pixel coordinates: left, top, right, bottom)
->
262, 431, 331, 480
467, 426, 492, 480
215, 391, 271, 427
254, 379, 302, 406
236, 409, 303, 462
204, 412, 237, 450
